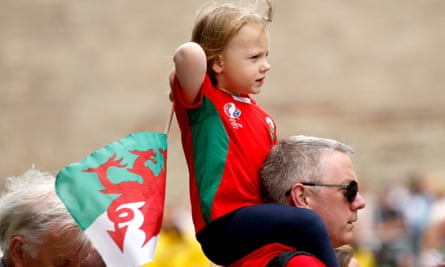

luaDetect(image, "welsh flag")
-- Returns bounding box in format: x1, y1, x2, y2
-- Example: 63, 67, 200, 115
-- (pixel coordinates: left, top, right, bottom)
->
56, 132, 167, 267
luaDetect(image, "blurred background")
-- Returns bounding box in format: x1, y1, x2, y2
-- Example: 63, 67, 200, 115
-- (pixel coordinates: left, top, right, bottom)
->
1, 0, 445, 266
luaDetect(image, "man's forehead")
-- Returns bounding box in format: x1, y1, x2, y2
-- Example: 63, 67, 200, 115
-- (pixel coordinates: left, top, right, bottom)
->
321, 151, 355, 183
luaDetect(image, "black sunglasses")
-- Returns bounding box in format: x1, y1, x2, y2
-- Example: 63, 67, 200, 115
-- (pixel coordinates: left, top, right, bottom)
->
285, 180, 359, 203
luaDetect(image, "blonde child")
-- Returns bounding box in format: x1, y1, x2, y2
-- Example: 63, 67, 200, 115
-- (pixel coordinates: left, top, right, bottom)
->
170, 1, 338, 266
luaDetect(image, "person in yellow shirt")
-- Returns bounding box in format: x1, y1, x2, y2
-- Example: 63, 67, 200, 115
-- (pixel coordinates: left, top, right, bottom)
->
146, 206, 211, 267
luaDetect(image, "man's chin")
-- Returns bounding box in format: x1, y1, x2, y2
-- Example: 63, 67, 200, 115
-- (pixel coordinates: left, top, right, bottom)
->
333, 235, 354, 248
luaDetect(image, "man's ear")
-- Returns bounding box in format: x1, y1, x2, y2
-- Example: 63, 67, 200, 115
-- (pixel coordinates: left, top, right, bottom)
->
290, 184, 310, 208
10, 236, 26, 267
212, 55, 224, 74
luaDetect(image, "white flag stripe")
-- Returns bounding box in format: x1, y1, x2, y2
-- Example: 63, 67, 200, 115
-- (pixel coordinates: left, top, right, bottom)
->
85, 202, 158, 267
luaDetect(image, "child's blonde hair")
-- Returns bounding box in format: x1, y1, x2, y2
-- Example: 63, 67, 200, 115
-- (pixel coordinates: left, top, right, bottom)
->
191, 0, 274, 85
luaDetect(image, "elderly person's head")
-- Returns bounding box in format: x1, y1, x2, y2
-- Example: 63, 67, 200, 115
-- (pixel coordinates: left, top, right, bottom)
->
80, 247, 106, 267
260, 135, 366, 247
0, 169, 91, 267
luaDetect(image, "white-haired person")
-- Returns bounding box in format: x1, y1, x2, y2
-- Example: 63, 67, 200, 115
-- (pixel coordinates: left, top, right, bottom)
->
0, 168, 92, 267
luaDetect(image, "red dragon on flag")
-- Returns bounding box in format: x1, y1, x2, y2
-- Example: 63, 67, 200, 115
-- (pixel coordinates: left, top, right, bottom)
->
84, 147, 167, 251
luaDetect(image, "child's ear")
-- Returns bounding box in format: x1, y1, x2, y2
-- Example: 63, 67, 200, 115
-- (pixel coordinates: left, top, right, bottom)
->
212, 55, 224, 73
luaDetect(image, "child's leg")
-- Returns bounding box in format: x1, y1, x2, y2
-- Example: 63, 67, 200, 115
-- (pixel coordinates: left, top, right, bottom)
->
196, 203, 339, 267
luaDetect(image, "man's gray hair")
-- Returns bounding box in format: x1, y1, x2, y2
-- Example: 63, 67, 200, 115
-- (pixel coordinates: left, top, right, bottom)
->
260, 135, 353, 204
0, 168, 91, 264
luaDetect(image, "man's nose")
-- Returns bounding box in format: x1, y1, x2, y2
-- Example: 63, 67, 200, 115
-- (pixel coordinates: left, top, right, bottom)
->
353, 192, 366, 210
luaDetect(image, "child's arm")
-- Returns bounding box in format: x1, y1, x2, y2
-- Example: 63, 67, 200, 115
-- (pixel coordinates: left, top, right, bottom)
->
173, 42, 207, 105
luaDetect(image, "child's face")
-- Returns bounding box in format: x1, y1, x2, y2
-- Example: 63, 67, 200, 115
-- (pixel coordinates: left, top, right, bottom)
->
213, 23, 270, 95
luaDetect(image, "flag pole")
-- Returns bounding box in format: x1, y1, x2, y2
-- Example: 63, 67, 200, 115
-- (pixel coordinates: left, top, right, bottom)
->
164, 104, 174, 135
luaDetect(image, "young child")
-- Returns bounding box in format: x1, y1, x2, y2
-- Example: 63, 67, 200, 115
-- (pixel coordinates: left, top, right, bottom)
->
170, 1, 339, 266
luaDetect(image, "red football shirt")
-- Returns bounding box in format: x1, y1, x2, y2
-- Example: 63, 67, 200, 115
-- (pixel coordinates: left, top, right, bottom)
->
173, 74, 277, 232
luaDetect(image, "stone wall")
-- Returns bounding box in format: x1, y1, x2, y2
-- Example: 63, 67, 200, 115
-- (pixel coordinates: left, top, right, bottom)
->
1, 0, 444, 202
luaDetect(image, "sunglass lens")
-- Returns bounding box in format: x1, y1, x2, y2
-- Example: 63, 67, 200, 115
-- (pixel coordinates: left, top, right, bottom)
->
346, 181, 358, 203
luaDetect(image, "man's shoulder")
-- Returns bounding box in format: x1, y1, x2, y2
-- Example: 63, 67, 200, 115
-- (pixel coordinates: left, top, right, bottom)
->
267, 250, 326, 267
286, 253, 326, 267
229, 244, 326, 267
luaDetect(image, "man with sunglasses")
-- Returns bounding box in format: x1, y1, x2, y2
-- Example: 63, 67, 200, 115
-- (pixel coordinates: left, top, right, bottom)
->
229, 135, 366, 267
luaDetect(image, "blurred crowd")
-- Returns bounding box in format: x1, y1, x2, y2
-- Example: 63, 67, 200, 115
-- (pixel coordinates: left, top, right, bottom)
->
146, 205, 212, 267
353, 173, 445, 267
